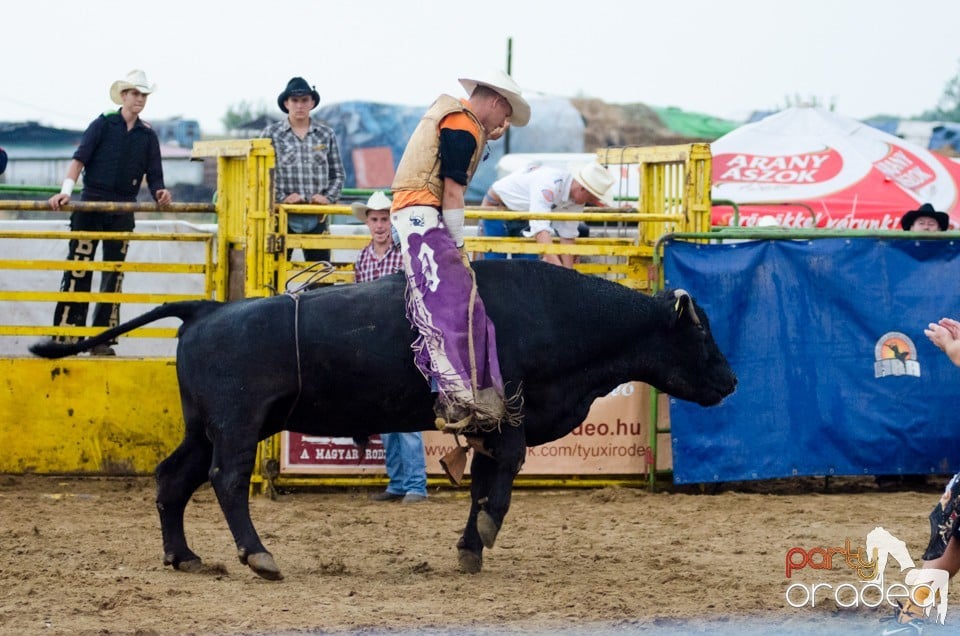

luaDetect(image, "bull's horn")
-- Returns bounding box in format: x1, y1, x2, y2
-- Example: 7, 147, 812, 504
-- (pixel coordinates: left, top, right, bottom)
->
672, 289, 701, 326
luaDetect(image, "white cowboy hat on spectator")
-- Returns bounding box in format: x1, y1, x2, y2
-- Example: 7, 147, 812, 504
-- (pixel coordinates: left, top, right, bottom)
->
458, 70, 531, 127
574, 162, 616, 207
109, 70, 157, 105
351, 190, 393, 222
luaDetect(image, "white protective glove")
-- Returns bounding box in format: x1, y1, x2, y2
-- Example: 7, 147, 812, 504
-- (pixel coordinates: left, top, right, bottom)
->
443, 207, 465, 248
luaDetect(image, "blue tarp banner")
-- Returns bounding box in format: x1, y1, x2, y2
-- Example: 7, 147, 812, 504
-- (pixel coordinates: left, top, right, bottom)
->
663, 237, 960, 483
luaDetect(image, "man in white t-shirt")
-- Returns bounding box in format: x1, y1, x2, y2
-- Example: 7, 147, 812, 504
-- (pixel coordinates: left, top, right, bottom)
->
483, 161, 614, 268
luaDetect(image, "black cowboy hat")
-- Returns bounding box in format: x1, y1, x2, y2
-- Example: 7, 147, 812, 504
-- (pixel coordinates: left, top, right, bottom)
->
277, 77, 320, 113
900, 202, 949, 231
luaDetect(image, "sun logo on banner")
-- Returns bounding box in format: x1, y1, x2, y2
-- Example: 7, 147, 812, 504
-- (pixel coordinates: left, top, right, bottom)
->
874, 331, 920, 378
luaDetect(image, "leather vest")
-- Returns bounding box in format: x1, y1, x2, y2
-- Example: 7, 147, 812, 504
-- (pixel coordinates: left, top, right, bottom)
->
391, 95, 486, 201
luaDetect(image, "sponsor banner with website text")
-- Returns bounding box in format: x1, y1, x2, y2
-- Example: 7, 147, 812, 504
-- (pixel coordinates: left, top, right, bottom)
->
280, 382, 671, 476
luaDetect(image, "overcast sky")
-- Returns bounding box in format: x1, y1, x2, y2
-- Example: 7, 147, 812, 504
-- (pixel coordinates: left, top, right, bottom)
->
3, 0, 958, 135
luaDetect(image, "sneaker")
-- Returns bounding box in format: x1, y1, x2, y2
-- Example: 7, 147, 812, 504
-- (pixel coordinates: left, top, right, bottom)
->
881, 599, 926, 635
401, 493, 427, 504
369, 491, 403, 502
90, 344, 116, 356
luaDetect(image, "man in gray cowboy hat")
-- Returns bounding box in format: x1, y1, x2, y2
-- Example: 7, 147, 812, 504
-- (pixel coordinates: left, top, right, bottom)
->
900, 202, 950, 232
389, 69, 530, 432
260, 76, 345, 262
47, 69, 171, 356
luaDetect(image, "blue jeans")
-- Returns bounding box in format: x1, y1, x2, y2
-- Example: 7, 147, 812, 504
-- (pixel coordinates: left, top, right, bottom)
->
381, 432, 427, 496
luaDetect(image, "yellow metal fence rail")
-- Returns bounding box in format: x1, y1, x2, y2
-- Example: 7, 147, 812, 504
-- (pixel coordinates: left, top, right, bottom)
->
0, 200, 218, 341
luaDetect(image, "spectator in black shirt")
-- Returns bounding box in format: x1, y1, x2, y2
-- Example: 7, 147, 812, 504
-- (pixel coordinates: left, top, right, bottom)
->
47, 70, 171, 355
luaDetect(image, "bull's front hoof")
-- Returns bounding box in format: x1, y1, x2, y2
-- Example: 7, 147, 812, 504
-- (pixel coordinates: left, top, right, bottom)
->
477, 510, 499, 549
457, 548, 483, 574
164, 552, 203, 573
245, 551, 284, 581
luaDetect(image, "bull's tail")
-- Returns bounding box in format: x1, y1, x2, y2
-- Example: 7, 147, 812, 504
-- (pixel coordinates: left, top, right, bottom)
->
29, 300, 223, 359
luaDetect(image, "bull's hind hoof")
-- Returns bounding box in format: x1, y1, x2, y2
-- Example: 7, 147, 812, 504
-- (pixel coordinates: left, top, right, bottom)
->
458, 548, 483, 574
164, 552, 203, 573
477, 510, 499, 549
245, 551, 284, 581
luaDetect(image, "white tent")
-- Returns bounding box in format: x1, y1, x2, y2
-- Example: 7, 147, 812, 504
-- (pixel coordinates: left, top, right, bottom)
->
710, 107, 960, 229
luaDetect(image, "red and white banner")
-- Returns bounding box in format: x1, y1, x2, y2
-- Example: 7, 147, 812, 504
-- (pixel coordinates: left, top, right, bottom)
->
710, 108, 960, 229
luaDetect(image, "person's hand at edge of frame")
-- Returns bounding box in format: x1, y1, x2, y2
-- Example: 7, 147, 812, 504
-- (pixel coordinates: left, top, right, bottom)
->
155, 189, 172, 208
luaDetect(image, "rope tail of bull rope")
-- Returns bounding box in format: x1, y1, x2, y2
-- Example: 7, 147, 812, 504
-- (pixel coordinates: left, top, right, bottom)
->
463, 256, 523, 431
284, 260, 336, 294
278, 260, 340, 428
461, 252, 519, 432
281, 293, 304, 426
465, 254, 480, 410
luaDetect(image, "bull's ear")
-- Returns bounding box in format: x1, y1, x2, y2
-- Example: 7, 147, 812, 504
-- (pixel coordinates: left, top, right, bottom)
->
672, 290, 702, 328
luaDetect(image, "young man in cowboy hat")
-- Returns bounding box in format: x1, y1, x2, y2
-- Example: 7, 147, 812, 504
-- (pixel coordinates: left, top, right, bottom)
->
260, 77, 345, 263
47, 69, 171, 356
352, 191, 428, 503
900, 202, 950, 232
483, 161, 615, 268
390, 69, 530, 432
352, 190, 404, 284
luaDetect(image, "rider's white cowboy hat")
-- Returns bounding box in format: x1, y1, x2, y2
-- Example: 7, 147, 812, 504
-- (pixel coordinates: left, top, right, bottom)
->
109, 70, 157, 105
351, 190, 393, 222
458, 69, 531, 127
574, 161, 616, 207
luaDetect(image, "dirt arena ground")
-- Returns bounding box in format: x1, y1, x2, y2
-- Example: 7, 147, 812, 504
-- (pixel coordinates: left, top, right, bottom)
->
0, 474, 953, 635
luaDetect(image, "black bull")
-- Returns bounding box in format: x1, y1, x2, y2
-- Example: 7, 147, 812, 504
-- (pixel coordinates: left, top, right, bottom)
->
30, 260, 737, 580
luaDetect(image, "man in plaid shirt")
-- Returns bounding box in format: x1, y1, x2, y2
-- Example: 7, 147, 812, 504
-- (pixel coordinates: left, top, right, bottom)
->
353, 191, 427, 503
261, 76, 344, 262
352, 191, 403, 283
